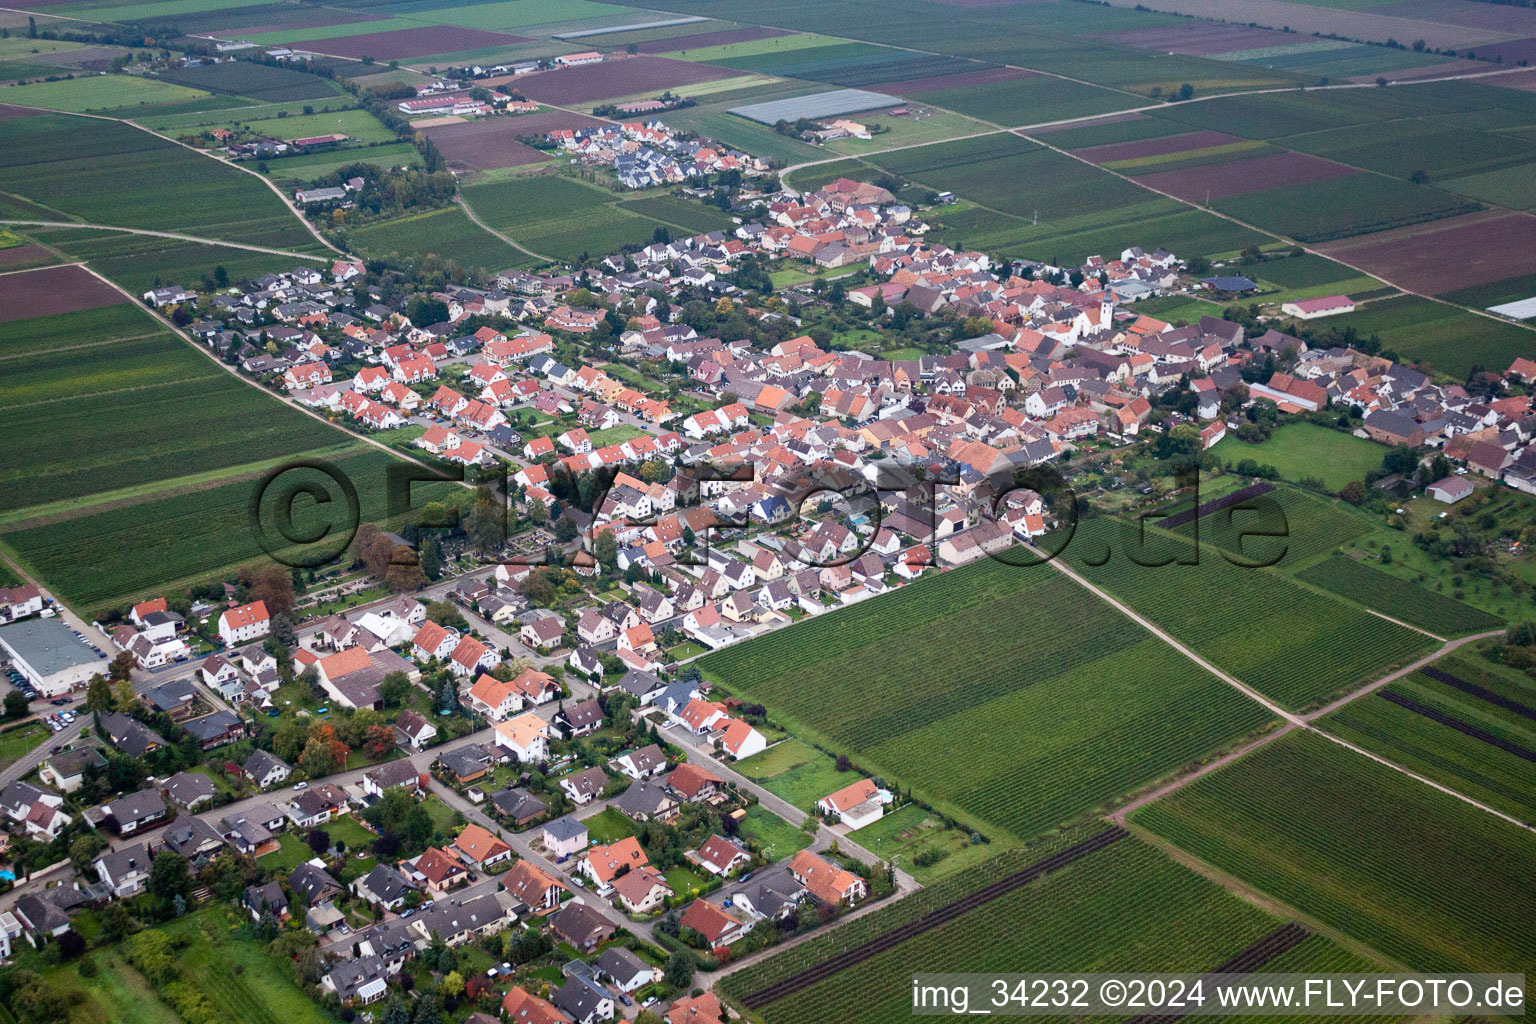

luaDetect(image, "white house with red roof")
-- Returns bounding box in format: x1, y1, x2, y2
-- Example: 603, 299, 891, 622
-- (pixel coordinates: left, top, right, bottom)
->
217, 600, 270, 646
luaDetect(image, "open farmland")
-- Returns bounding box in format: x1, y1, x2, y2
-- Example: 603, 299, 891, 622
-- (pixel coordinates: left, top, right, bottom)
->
635, 26, 791, 53
1315, 210, 1536, 297
0, 295, 353, 517
1070, 128, 1246, 166
462, 173, 734, 263
910, 73, 1130, 125
1133, 729, 1536, 981
1211, 173, 1480, 244
1309, 295, 1535, 378
0, 263, 123, 321
21, 225, 318, 296
1316, 658, 1536, 821
721, 825, 1382, 1024
1297, 557, 1503, 636
152, 60, 341, 102
1165, 484, 1375, 568
0, 446, 456, 611
1064, 516, 1432, 710
0, 73, 216, 115
423, 109, 606, 171
513, 56, 741, 105
349, 204, 517, 270
0, 110, 324, 253
865, 65, 1034, 96
1133, 150, 1357, 201
700, 557, 1271, 840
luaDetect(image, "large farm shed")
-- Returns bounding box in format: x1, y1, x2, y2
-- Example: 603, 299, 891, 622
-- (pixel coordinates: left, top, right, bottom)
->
731, 88, 904, 125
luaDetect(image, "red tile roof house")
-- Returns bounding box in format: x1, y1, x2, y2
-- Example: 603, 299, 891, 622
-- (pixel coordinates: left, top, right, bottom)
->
816, 777, 891, 829
452, 823, 512, 869
611, 865, 672, 914
788, 848, 868, 906
217, 600, 270, 645
580, 836, 648, 888
665, 763, 724, 803
502, 858, 566, 913
679, 898, 753, 953
693, 834, 751, 876
409, 846, 471, 893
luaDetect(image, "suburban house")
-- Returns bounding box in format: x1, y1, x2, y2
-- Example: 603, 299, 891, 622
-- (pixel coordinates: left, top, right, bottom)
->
789, 849, 868, 905
217, 600, 270, 645
453, 823, 513, 869
817, 778, 892, 829
493, 713, 549, 764
679, 898, 753, 951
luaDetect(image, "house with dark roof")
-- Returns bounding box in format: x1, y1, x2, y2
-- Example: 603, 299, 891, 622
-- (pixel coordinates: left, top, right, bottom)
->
549, 900, 613, 950
97, 711, 166, 758
290, 862, 342, 906
353, 863, 418, 910
183, 710, 247, 749
553, 975, 614, 1024
490, 787, 548, 826
105, 787, 168, 835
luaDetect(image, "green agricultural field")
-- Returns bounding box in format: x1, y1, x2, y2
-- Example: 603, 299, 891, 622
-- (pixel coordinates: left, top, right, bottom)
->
1298, 556, 1503, 635
1244, 252, 1369, 290
1312, 295, 1535, 379
1283, 119, 1536, 187
153, 60, 343, 103
876, 134, 1153, 222
349, 205, 518, 271
1211, 423, 1385, 492
1130, 294, 1230, 324
0, 300, 350, 517
1212, 174, 1480, 245
671, 32, 843, 63
911, 73, 1132, 126
664, 107, 825, 166
463, 174, 729, 262
1065, 516, 1433, 711
1041, 114, 1189, 150
1315, 657, 1536, 821
1164, 484, 1375, 568
0, 73, 214, 115
233, 107, 398, 145
0, 112, 323, 253
43, 904, 330, 1024
721, 825, 1384, 1024
618, 194, 736, 235
847, 804, 996, 881
24, 225, 321, 296
0, 447, 459, 612
823, 108, 991, 156
704, 559, 1271, 839
1442, 164, 1536, 211
1133, 729, 1536, 981
261, 141, 425, 183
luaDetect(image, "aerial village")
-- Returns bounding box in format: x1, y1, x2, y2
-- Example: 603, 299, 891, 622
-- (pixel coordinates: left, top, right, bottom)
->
3, 161, 1535, 1024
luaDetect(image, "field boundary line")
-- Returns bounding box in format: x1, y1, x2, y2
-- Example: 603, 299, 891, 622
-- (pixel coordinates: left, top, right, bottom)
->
1047, 543, 1531, 833
1018, 126, 1536, 342
452, 195, 553, 263
1359, 605, 1445, 642
0, 100, 345, 257
1, 219, 328, 261
69, 262, 471, 488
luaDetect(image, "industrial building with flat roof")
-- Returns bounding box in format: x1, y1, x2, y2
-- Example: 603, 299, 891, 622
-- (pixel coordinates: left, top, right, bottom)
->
0, 618, 102, 696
